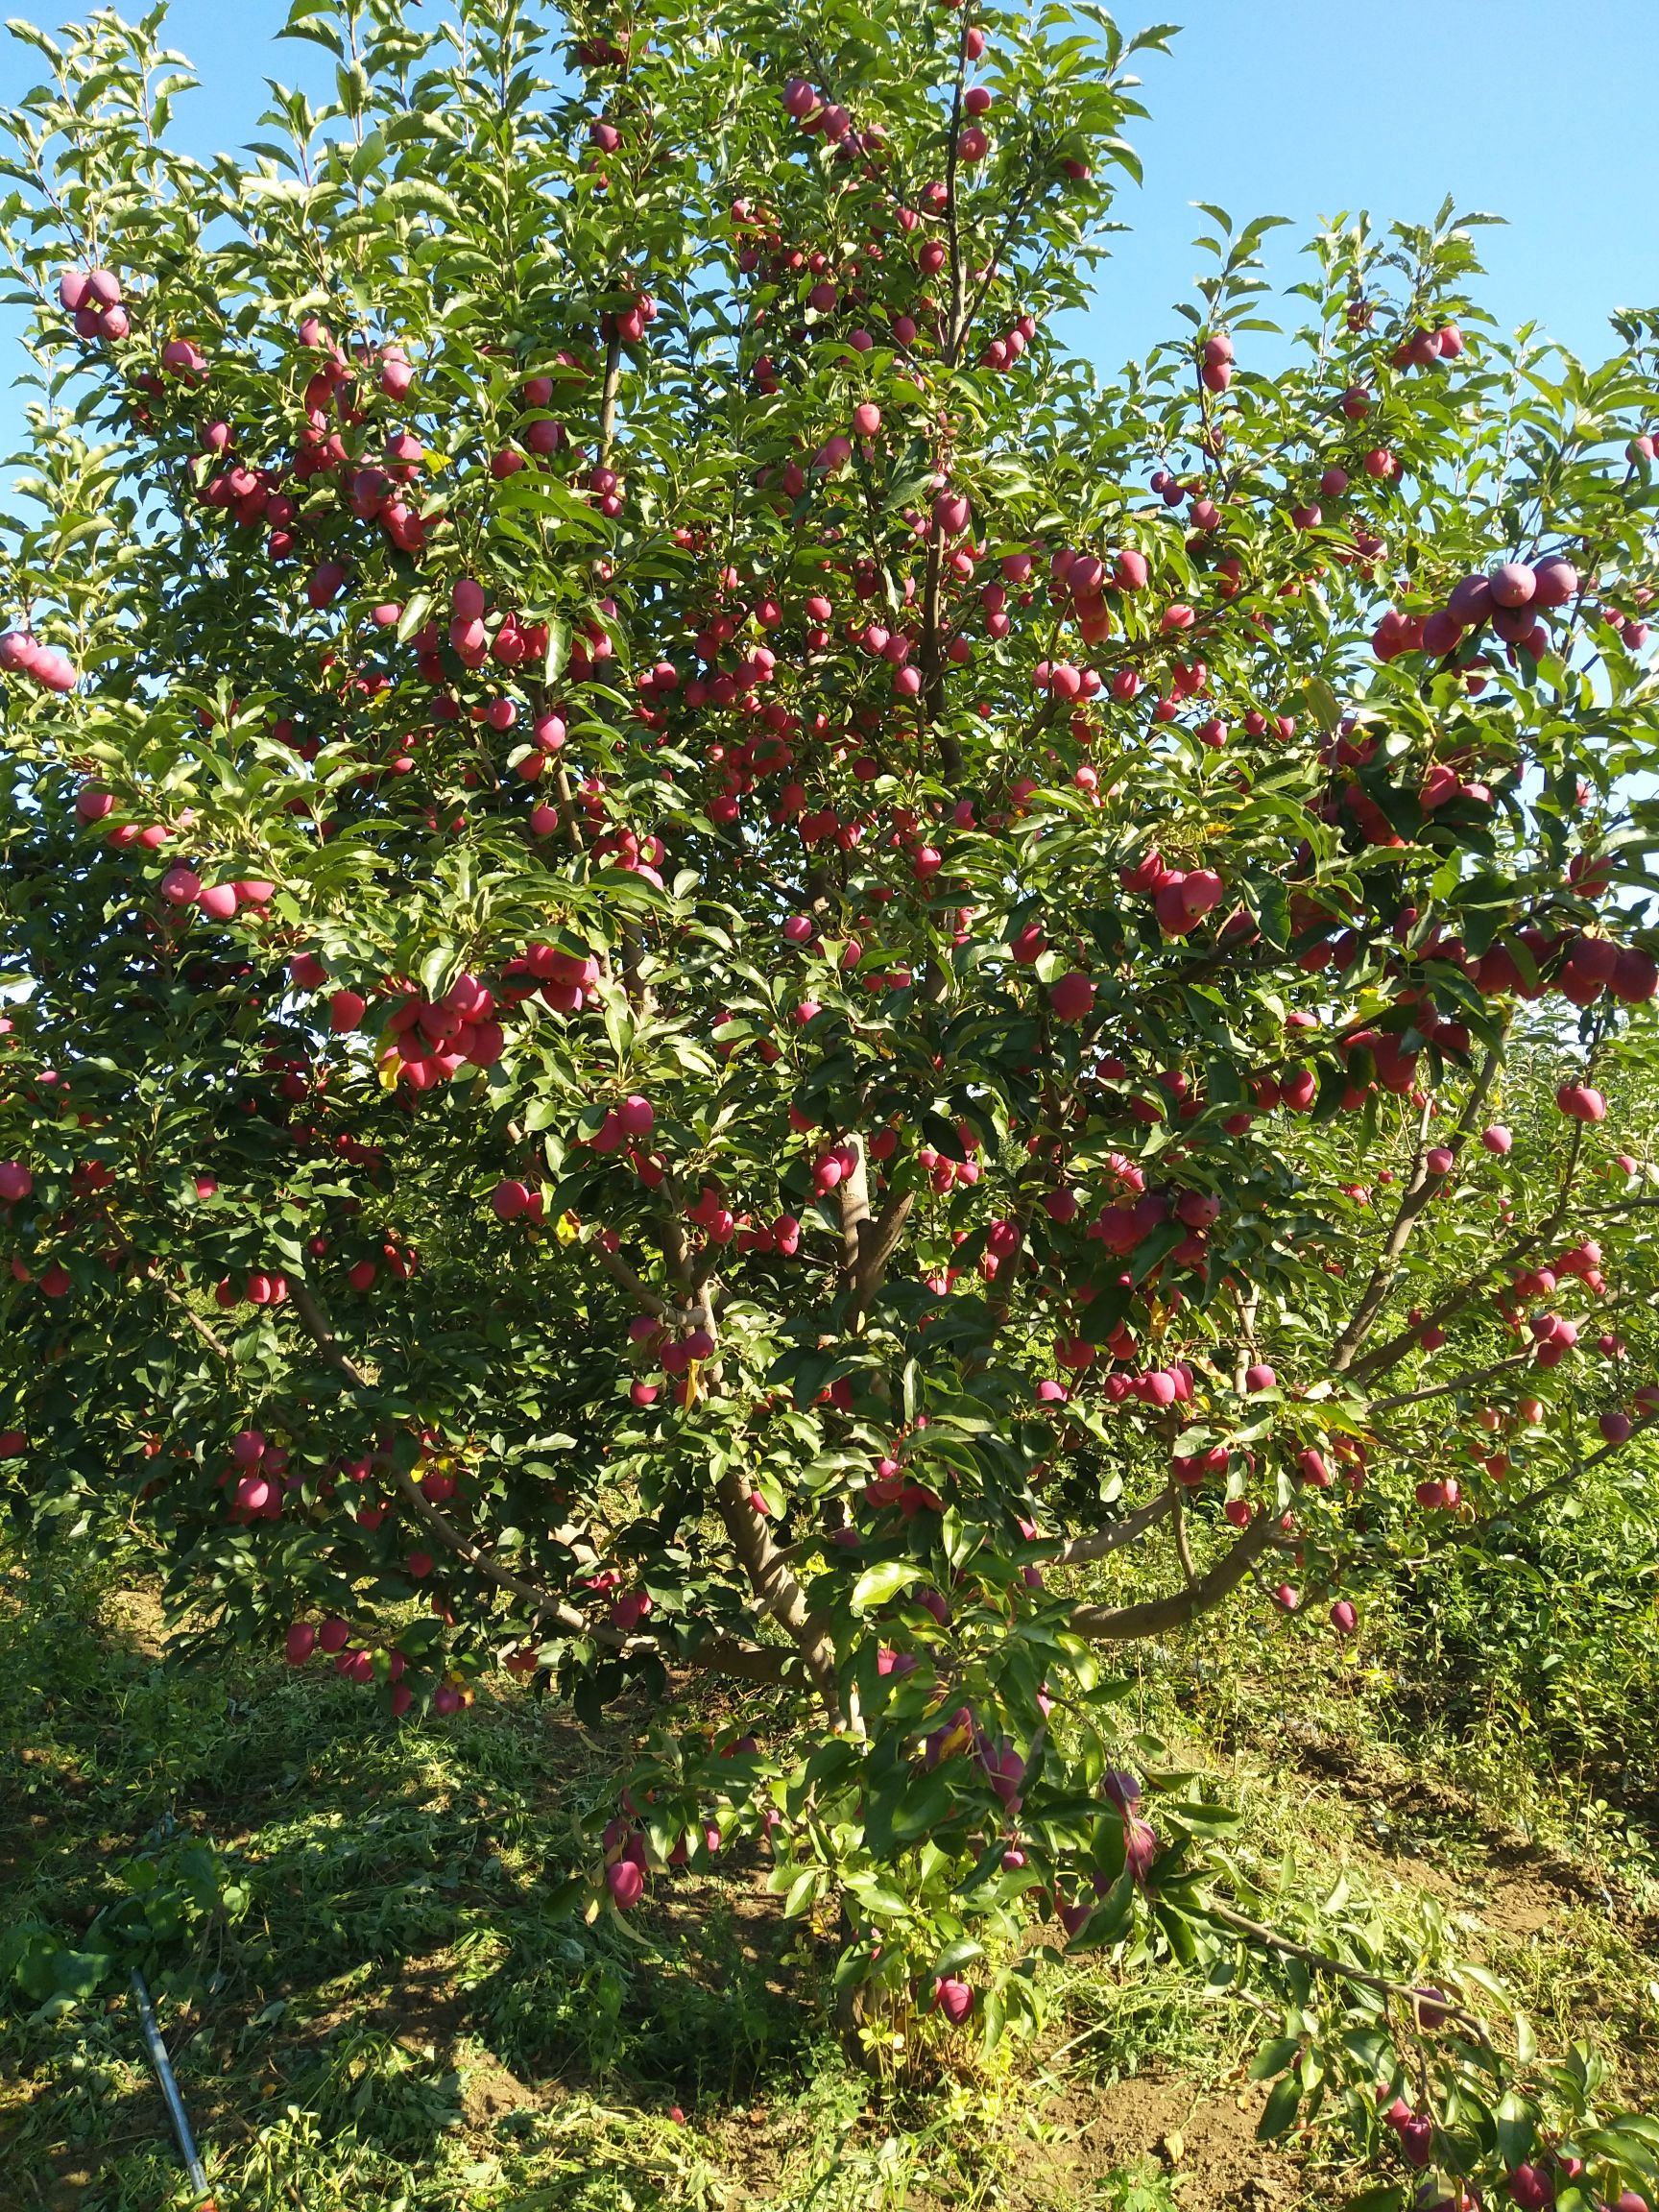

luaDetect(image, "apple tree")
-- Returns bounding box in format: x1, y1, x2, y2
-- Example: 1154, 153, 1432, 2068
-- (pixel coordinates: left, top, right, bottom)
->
4, 1, 1659, 2200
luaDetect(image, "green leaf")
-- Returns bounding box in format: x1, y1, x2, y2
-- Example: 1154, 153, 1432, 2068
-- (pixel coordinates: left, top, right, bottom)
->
377, 177, 464, 227
1249, 2037, 1301, 2080
850, 1561, 924, 1613
396, 591, 431, 644
1257, 2072, 1302, 2141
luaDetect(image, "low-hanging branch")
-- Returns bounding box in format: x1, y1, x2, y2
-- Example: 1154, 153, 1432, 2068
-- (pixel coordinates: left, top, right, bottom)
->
1202, 1898, 1490, 2044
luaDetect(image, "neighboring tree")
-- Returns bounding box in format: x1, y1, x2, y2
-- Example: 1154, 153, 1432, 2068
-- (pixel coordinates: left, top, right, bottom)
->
4, 1, 1659, 2199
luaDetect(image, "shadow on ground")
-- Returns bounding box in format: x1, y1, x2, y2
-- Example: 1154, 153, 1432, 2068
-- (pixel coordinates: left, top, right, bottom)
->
0, 1543, 838, 2211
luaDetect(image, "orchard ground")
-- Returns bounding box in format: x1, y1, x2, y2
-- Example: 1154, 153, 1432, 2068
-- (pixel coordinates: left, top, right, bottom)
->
5, 1489, 1659, 2212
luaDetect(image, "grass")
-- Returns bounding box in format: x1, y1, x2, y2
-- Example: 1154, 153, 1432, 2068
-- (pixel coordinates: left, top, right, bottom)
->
5, 1520, 1659, 2211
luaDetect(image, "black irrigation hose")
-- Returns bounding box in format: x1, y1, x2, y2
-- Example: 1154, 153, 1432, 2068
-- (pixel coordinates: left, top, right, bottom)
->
130, 1969, 213, 2205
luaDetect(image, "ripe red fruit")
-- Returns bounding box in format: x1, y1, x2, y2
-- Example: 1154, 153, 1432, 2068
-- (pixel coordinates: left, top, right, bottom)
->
1501, 2167, 1552, 2212
1480, 1124, 1512, 1154
161, 336, 206, 377
933, 1975, 974, 2023
1447, 574, 1495, 626
284, 1623, 317, 1665
1530, 556, 1578, 607
1242, 1362, 1276, 1393
606, 1858, 645, 1910
1048, 971, 1094, 1023
1488, 561, 1536, 609
0, 1161, 34, 1203
1330, 1599, 1357, 1635
1555, 1083, 1606, 1122
305, 560, 348, 608
329, 989, 367, 1033
159, 866, 202, 906
1153, 879, 1193, 935
1398, 2116, 1433, 2167
492, 1180, 532, 1220
1612, 947, 1659, 1003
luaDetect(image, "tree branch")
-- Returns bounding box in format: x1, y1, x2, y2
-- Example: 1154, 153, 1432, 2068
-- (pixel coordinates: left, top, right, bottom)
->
1170, 1481, 1197, 1590
713, 1465, 841, 1712
1202, 1899, 1489, 2042
589, 1237, 706, 1326
154, 1277, 237, 1365
1331, 1041, 1503, 1374
836, 1132, 872, 1275
917, 527, 962, 783
1350, 1088, 1588, 1387
1052, 1490, 1174, 1566
685, 1635, 791, 1684
942, 12, 969, 364
1069, 1514, 1281, 1642
1365, 1348, 1535, 1416
1491, 1410, 1656, 1523
598, 325, 623, 460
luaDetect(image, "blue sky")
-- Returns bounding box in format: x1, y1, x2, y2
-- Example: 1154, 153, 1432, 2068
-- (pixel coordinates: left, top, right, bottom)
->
0, 0, 1654, 402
